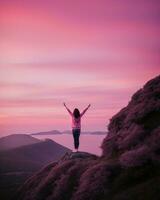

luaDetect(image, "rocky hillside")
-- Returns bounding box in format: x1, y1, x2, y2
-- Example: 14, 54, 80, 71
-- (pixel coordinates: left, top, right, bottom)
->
14, 75, 160, 200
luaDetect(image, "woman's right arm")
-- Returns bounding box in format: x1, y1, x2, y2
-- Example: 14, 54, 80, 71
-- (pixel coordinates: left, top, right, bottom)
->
63, 103, 73, 116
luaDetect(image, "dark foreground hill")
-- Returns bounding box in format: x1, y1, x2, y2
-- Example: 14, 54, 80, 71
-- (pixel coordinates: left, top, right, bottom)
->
0, 139, 71, 173
0, 134, 40, 151
0, 137, 71, 200
15, 75, 160, 200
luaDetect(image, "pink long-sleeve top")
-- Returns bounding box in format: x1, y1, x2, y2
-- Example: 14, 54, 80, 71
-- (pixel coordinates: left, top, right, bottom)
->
66, 107, 89, 129
71, 115, 81, 129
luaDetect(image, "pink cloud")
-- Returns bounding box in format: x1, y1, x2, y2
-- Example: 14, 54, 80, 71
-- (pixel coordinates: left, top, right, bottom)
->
0, 0, 159, 135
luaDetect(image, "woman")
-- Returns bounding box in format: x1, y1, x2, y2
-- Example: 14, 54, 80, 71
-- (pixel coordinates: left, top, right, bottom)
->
63, 103, 91, 152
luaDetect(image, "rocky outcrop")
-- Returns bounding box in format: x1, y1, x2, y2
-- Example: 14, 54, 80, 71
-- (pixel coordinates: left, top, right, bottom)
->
14, 152, 99, 200
15, 75, 160, 200
101, 75, 160, 167
60, 151, 97, 161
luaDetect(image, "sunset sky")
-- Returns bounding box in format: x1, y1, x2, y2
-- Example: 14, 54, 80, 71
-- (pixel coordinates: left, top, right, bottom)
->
0, 0, 160, 136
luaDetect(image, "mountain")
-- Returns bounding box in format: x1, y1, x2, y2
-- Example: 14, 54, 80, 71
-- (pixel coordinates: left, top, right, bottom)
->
31, 130, 62, 135
89, 131, 107, 135
31, 130, 107, 135
62, 130, 72, 134
0, 134, 40, 151
0, 137, 71, 200
15, 75, 160, 200
62, 130, 107, 135
0, 139, 71, 173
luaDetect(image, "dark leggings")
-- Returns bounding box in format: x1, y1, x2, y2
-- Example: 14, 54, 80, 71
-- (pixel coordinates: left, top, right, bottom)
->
72, 129, 80, 149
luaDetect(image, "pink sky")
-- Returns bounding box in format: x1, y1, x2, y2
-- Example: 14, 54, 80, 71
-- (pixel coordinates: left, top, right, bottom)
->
0, 0, 160, 136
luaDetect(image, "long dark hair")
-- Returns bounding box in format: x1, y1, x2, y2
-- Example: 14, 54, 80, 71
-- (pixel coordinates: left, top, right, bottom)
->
73, 108, 80, 118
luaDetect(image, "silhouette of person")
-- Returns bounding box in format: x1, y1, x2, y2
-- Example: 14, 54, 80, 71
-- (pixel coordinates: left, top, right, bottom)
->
63, 103, 91, 152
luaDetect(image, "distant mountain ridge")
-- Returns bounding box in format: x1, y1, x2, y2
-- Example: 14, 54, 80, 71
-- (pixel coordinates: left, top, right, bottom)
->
31, 130, 107, 135
63, 130, 107, 135
0, 134, 40, 151
31, 130, 62, 135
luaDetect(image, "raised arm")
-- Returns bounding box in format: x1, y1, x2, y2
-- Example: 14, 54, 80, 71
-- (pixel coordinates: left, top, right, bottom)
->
63, 103, 73, 116
80, 104, 91, 117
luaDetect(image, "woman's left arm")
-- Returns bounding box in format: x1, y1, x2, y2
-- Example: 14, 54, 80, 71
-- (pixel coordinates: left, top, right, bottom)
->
80, 104, 91, 117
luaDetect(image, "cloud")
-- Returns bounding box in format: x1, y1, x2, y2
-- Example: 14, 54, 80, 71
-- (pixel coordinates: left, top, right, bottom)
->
0, 0, 159, 134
